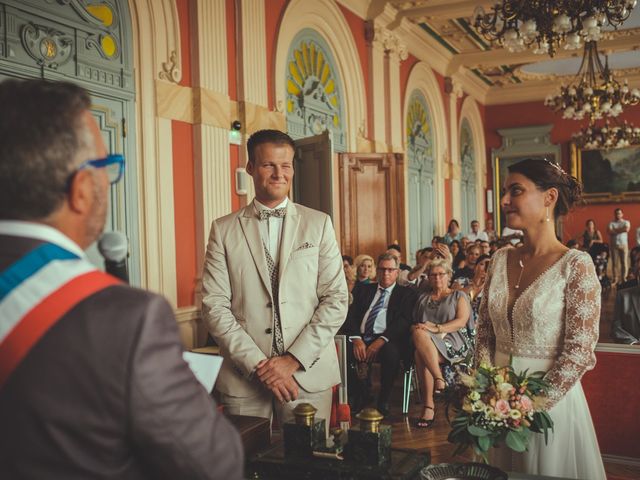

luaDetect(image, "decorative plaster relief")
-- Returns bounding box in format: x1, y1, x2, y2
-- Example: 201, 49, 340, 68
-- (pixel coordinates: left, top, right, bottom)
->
21, 23, 73, 68
159, 50, 181, 84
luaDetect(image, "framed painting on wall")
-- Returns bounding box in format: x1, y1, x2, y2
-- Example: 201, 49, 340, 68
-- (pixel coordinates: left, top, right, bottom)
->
571, 143, 640, 203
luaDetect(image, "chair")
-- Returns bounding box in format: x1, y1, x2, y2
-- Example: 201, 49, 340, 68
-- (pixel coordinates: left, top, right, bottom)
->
402, 363, 421, 415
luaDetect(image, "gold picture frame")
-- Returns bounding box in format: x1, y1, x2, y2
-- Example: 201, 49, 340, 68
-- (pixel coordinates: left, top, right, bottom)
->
570, 143, 640, 204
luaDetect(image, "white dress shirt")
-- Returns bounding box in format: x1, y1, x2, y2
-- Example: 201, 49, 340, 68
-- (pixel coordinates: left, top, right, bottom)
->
352, 282, 396, 342
254, 197, 288, 263
0, 220, 86, 258
467, 231, 489, 242
609, 219, 630, 247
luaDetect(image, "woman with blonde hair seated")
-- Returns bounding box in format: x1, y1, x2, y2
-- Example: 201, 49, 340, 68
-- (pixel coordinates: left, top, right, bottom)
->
353, 254, 375, 288
411, 258, 471, 428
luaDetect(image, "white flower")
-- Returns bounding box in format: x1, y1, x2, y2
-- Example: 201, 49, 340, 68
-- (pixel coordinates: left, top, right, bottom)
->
469, 391, 481, 401
509, 409, 522, 419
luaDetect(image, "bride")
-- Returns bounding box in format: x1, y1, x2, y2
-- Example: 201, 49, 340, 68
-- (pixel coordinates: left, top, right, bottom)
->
475, 159, 606, 479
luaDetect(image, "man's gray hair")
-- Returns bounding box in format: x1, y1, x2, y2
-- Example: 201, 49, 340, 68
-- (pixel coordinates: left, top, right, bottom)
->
377, 252, 399, 268
0, 79, 92, 220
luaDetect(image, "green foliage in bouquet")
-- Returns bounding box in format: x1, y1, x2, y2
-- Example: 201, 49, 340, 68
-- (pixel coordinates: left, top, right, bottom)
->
446, 362, 554, 463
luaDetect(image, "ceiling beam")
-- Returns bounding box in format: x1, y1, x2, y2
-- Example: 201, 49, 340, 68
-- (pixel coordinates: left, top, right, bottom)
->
447, 33, 640, 75
484, 71, 640, 105
397, 0, 493, 20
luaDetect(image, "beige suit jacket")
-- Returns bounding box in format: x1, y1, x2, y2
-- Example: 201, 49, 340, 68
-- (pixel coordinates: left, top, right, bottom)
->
202, 201, 348, 397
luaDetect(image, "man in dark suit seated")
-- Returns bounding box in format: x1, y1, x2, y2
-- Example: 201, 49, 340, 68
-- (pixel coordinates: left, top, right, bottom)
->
344, 253, 416, 416
0, 79, 243, 479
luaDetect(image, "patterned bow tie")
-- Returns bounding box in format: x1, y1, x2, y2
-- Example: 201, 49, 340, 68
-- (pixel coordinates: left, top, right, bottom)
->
258, 208, 286, 221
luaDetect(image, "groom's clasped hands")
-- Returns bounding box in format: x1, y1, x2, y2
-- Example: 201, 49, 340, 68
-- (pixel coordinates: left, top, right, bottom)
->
256, 354, 301, 403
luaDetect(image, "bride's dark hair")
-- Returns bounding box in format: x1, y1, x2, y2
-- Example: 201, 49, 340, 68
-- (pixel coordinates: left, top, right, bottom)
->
508, 158, 582, 217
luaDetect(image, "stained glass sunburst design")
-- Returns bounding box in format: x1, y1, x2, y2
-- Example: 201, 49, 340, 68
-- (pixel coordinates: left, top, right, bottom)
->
287, 40, 341, 129
406, 93, 433, 160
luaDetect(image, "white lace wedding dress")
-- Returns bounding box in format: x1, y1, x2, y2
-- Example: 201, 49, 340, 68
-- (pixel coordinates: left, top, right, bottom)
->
475, 248, 606, 480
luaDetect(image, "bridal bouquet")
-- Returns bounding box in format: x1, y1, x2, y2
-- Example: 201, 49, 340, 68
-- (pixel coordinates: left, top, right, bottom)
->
447, 363, 554, 462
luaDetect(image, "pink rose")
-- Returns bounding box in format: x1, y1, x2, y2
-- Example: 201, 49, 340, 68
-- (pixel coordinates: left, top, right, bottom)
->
520, 395, 533, 412
495, 399, 510, 417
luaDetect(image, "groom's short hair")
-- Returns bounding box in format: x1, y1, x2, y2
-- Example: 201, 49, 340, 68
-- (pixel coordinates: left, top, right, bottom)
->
247, 129, 295, 164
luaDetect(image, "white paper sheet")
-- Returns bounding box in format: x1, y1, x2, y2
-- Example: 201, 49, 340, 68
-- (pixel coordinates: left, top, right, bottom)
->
182, 352, 223, 393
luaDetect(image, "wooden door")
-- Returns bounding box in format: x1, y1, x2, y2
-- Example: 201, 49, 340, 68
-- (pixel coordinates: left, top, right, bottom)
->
293, 131, 334, 218
339, 153, 406, 258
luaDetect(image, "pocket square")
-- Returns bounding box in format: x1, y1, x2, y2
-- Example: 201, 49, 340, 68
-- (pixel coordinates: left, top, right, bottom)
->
295, 242, 315, 251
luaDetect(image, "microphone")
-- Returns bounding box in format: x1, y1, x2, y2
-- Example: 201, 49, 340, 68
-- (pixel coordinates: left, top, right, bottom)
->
98, 231, 129, 284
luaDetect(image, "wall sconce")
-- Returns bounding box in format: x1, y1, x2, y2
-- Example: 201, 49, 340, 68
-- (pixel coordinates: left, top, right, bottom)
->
236, 167, 247, 196
486, 189, 494, 214
229, 120, 242, 145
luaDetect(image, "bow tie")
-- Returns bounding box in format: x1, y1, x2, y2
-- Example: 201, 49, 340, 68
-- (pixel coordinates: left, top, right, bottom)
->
258, 208, 286, 220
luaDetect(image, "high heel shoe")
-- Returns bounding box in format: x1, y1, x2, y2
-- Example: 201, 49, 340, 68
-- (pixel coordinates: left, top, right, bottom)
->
416, 406, 435, 428
434, 377, 446, 395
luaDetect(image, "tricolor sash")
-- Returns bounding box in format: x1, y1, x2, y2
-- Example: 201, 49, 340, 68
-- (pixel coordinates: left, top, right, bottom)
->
0, 243, 120, 387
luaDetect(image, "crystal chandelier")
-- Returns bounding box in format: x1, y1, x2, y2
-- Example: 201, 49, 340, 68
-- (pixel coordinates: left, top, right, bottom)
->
572, 119, 640, 149
544, 41, 640, 121
474, 1, 637, 57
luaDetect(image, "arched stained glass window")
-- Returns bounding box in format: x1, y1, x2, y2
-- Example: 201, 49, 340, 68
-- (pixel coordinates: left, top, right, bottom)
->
406, 89, 436, 259
285, 29, 346, 152
460, 119, 476, 231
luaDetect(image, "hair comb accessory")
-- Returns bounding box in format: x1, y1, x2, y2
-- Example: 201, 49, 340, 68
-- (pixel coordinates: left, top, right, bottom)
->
543, 157, 567, 175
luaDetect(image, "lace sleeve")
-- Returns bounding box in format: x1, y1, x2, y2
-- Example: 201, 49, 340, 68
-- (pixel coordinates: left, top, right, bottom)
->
474, 254, 496, 367
543, 253, 601, 408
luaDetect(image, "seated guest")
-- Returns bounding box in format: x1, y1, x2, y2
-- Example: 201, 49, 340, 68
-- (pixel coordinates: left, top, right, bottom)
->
0, 79, 243, 479
386, 243, 411, 271
452, 244, 481, 288
450, 240, 465, 271
443, 219, 463, 245
460, 254, 491, 320
449, 239, 461, 260
460, 236, 470, 250
342, 255, 356, 298
484, 218, 498, 242
479, 240, 491, 256
401, 242, 451, 288
591, 243, 611, 289
353, 254, 375, 287
581, 219, 604, 250
411, 259, 471, 428
344, 253, 416, 415
467, 220, 489, 242
566, 239, 579, 249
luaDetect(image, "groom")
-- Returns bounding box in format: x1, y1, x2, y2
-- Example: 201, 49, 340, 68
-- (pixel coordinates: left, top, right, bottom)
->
202, 129, 348, 427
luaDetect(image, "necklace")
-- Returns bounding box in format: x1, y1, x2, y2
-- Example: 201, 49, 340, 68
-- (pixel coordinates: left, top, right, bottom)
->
514, 259, 525, 289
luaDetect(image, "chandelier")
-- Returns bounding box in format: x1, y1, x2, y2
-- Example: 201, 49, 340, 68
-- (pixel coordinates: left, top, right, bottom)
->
544, 41, 640, 121
473, 1, 637, 57
572, 119, 640, 149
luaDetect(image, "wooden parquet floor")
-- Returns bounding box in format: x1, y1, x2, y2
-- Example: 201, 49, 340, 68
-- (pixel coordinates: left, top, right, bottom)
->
368, 377, 640, 480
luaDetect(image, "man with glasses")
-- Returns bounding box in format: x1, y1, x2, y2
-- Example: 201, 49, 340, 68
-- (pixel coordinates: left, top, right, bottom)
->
343, 253, 416, 415
0, 79, 243, 479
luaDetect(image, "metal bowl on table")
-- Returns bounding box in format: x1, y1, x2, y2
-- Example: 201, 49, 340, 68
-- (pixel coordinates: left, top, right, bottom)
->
420, 462, 507, 480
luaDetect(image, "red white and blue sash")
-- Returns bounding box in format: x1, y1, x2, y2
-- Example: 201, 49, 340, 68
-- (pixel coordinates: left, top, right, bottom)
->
0, 243, 119, 387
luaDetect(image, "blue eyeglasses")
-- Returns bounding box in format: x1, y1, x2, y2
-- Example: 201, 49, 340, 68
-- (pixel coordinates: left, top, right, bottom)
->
67, 154, 125, 190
